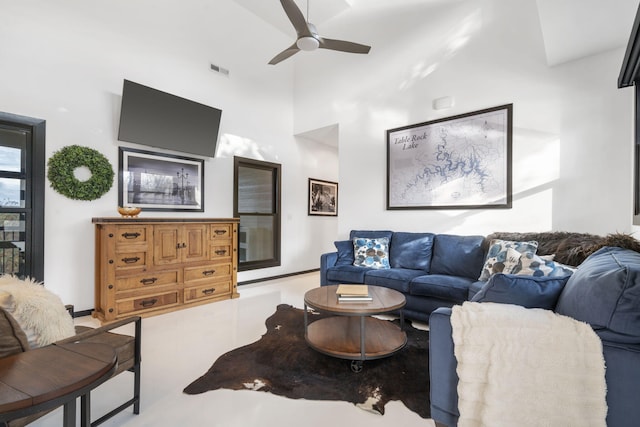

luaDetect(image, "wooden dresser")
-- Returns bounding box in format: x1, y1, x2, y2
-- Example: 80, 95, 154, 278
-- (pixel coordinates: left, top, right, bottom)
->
92, 217, 239, 322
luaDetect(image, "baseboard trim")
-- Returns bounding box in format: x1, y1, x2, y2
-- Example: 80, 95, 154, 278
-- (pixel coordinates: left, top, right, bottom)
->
73, 309, 93, 318
238, 269, 319, 286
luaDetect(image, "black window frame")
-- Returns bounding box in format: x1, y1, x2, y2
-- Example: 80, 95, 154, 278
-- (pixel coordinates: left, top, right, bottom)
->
233, 156, 281, 272
619, 2, 640, 225
0, 112, 45, 281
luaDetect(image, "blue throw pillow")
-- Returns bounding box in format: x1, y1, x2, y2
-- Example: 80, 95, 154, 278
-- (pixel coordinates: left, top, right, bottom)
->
353, 237, 390, 269
471, 273, 570, 310
334, 240, 354, 266
509, 254, 576, 277
478, 239, 539, 281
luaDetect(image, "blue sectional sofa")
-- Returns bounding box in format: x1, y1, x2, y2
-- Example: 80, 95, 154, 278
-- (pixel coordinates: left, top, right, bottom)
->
430, 246, 640, 427
320, 230, 604, 323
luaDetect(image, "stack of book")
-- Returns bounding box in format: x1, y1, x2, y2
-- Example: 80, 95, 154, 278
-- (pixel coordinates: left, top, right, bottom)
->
336, 284, 372, 302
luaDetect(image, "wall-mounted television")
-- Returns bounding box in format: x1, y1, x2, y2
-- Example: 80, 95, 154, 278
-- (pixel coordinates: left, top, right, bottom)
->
118, 79, 222, 158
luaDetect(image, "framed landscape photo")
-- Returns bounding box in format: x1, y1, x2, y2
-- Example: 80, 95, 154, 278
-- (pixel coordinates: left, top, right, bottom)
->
308, 178, 338, 216
118, 147, 204, 212
387, 104, 512, 210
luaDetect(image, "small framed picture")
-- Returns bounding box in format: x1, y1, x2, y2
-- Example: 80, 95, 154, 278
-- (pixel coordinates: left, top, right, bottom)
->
118, 147, 204, 212
308, 178, 338, 216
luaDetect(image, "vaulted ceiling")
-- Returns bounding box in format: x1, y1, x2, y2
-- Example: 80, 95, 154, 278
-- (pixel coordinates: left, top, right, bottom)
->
233, 0, 639, 67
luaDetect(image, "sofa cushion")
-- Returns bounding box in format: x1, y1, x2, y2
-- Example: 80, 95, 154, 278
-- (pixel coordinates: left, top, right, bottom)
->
390, 232, 435, 271
478, 239, 539, 281
468, 280, 486, 299
334, 240, 354, 266
508, 253, 576, 277
430, 234, 485, 280
409, 274, 474, 302
471, 273, 570, 310
353, 237, 390, 269
0, 307, 29, 357
556, 247, 640, 344
363, 268, 425, 293
326, 265, 373, 284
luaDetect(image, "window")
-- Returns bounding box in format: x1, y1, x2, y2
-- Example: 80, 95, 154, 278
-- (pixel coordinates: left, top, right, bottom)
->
0, 112, 45, 281
234, 156, 281, 271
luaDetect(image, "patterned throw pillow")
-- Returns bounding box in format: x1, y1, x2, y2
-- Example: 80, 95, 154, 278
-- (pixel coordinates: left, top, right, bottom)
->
353, 237, 390, 269
509, 254, 576, 277
478, 239, 539, 281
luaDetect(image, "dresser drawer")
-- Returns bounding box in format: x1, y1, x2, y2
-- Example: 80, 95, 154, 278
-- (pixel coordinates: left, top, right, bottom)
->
117, 291, 179, 315
116, 270, 179, 291
115, 226, 148, 244
184, 263, 231, 284
210, 224, 232, 241
114, 251, 148, 271
210, 244, 232, 261
184, 281, 232, 303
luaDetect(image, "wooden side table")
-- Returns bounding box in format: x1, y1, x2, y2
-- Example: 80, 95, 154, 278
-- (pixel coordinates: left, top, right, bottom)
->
0, 342, 117, 427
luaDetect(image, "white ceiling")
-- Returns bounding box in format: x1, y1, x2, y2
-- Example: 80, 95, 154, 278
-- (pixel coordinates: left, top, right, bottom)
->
232, 0, 639, 148
234, 0, 639, 67
537, 0, 639, 66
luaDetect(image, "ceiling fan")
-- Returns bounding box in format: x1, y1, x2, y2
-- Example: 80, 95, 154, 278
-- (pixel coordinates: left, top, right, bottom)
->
269, 0, 371, 65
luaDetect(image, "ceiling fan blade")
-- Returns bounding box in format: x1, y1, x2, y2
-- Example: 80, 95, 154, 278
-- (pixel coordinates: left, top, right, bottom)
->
280, 0, 312, 37
319, 37, 371, 54
269, 43, 300, 65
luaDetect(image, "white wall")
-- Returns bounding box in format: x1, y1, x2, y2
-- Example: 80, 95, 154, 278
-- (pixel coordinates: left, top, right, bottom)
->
293, 0, 634, 239
0, 0, 634, 311
0, 0, 339, 310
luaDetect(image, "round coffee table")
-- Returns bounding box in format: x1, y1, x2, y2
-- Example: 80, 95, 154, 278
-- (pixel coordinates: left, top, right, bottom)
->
303, 284, 407, 372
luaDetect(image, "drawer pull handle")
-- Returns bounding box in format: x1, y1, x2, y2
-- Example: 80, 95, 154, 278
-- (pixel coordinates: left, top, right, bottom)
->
140, 298, 158, 308
215, 249, 227, 256
176, 242, 187, 249
122, 232, 141, 239
122, 256, 140, 264
214, 229, 227, 235
202, 288, 215, 295
140, 277, 158, 285
202, 270, 216, 276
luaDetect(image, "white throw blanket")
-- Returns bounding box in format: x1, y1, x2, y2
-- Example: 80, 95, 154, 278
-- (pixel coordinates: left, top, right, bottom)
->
451, 302, 607, 427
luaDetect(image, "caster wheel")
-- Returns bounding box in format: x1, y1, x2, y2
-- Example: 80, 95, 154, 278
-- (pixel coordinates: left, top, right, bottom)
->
351, 360, 363, 373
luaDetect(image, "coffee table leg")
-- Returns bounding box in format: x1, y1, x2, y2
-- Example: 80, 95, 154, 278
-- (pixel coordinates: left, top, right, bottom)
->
304, 303, 308, 332
360, 316, 366, 361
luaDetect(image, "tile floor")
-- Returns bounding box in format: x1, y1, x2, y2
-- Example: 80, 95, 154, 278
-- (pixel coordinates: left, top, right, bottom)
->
30, 272, 435, 427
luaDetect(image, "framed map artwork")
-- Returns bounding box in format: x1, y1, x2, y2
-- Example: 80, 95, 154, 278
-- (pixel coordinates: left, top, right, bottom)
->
386, 104, 513, 210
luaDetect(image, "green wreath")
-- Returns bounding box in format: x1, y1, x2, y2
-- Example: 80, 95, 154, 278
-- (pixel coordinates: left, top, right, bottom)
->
47, 145, 114, 201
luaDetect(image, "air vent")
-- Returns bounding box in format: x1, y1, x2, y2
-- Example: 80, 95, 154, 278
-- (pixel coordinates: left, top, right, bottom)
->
210, 63, 230, 77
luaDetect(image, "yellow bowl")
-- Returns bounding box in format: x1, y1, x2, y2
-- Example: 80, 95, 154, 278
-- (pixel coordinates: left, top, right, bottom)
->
117, 206, 141, 218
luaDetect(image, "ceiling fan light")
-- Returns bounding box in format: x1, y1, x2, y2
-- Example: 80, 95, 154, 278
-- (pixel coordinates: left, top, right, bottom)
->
297, 36, 319, 51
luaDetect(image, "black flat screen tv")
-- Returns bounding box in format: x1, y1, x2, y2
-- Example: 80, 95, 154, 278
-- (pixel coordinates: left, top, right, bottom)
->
118, 79, 222, 157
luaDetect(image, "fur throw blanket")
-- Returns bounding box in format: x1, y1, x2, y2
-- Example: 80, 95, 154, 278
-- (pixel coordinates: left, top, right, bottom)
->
0, 275, 75, 348
486, 231, 640, 266
451, 302, 607, 427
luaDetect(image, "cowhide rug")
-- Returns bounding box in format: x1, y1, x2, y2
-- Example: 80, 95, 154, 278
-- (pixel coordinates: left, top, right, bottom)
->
184, 304, 431, 418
